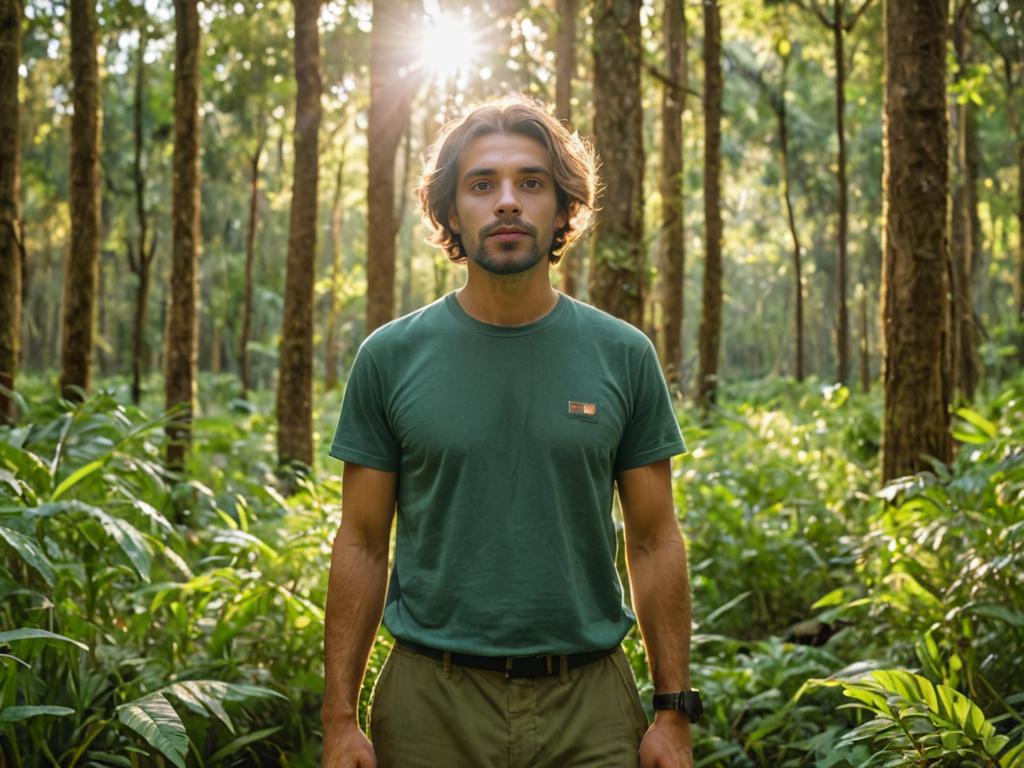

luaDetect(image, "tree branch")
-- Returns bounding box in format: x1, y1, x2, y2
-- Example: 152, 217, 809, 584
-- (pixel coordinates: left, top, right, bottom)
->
645, 61, 703, 102
844, 0, 876, 32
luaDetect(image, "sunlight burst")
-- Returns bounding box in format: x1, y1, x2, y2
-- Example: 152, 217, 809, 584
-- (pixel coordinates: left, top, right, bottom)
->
416, 11, 482, 81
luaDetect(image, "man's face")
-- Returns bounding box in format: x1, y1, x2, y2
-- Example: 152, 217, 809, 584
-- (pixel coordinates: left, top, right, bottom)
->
449, 132, 566, 276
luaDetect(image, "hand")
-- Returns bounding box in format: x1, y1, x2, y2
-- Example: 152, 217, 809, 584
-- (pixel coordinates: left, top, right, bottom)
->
639, 709, 694, 768
323, 721, 377, 768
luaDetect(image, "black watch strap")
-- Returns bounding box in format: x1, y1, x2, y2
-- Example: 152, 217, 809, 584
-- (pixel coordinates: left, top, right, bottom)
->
652, 690, 703, 722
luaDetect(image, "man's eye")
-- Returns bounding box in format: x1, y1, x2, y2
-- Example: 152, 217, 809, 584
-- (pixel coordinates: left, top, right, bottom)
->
522, 179, 541, 189
471, 181, 492, 191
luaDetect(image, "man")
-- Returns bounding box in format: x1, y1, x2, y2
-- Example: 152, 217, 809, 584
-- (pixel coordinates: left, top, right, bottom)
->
322, 96, 698, 768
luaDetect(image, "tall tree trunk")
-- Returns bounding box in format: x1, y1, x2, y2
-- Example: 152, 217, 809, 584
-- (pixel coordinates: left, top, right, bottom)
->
555, 0, 580, 298
1018, 143, 1024, 329
130, 30, 156, 406
992, 48, 1023, 353
324, 143, 345, 392
590, 0, 645, 328
833, 3, 850, 385
61, 0, 101, 401
0, 0, 22, 423
366, 0, 419, 333
950, 6, 981, 401
659, 0, 686, 387
697, 0, 723, 408
858, 282, 870, 392
400, 122, 417, 315
240, 126, 264, 399
276, 0, 322, 469
779, 54, 805, 382
881, 0, 951, 481
803, 0, 876, 382
165, 0, 201, 471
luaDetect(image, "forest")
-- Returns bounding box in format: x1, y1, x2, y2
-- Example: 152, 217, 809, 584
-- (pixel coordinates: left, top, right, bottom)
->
0, 0, 1023, 764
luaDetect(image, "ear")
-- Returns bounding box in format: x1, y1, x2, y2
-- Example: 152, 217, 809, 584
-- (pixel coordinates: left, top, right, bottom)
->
448, 205, 461, 235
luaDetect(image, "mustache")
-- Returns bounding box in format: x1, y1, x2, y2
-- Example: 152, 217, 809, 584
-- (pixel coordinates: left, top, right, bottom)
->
479, 217, 538, 239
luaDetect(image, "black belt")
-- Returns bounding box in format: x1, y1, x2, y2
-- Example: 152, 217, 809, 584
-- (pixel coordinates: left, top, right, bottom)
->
397, 639, 618, 679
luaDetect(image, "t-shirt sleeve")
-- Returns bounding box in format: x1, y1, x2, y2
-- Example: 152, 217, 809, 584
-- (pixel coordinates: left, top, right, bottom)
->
614, 343, 687, 472
328, 343, 401, 472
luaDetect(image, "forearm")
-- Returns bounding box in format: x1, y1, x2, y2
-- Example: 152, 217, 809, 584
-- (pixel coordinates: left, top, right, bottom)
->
321, 526, 389, 733
626, 532, 692, 692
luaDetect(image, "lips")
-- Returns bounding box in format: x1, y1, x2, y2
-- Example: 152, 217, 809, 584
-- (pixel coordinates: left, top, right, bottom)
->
488, 227, 528, 237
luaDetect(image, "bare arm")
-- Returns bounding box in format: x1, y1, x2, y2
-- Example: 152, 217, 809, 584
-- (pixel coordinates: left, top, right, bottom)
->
617, 458, 694, 768
322, 462, 397, 766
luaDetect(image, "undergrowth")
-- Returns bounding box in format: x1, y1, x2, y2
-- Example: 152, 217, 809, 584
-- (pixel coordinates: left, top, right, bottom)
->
1, 371, 1021, 766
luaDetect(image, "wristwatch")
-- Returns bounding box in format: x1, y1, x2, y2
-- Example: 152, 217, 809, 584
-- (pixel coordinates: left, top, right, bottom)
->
652, 690, 703, 723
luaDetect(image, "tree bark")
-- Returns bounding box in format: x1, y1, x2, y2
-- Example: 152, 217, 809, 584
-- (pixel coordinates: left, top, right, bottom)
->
0, 0, 22, 423
555, 0, 580, 298
129, 29, 157, 406
858, 282, 870, 393
61, 0, 101, 401
324, 142, 345, 392
833, 5, 850, 386
658, 0, 686, 387
276, 0, 322, 470
881, 0, 951, 481
590, 0, 645, 328
950, 5, 981, 402
697, 0, 723, 408
801, 0, 875, 383
165, 0, 201, 470
366, 0, 419, 333
779, 54, 805, 382
240, 125, 264, 399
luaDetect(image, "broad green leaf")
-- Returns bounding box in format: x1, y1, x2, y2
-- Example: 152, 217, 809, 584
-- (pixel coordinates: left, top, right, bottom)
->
0, 525, 55, 586
811, 587, 845, 610
50, 457, 108, 501
0, 441, 52, 498
843, 685, 891, 716
1000, 739, 1024, 768
952, 428, 988, 445
0, 628, 89, 651
972, 604, 1024, 628
703, 591, 751, 626
0, 705, 75, 722
955, 407, 997, 439
940, 730, 964, 751
211, 528, 278, 560
130, 499, 174, 534
116, 694, 188, 768
208, 726, 282, 763
165, 681, 234, 734
86, 508, 151, 581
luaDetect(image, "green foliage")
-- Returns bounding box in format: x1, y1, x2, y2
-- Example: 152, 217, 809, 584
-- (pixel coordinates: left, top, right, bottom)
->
0, 381, 339, 765
805, 669, 1020, 767
4, 373, 1024, 765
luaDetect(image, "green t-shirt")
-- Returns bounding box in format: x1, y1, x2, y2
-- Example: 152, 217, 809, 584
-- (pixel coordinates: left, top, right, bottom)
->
330, 292, 685, 655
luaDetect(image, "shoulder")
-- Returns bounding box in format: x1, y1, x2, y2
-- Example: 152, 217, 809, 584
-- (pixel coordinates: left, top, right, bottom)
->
358, 295, 451, 358
563, 296, 656, 355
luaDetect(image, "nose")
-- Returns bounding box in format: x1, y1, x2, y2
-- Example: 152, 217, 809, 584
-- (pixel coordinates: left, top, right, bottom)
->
493, 180, 521, 217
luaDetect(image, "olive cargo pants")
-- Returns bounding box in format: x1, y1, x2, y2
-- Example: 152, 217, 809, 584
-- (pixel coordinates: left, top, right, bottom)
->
368, 642, 649, 768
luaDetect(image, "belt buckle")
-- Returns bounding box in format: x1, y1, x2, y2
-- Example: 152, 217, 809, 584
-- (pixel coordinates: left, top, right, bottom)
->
504, 654, 552, 679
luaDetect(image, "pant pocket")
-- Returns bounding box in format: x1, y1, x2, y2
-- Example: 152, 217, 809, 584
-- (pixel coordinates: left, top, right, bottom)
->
368, 646, 399, 741
608, 649, 649, 736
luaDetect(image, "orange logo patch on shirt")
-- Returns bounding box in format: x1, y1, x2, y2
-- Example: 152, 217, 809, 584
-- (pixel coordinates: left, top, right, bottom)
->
568, 401, 597, 417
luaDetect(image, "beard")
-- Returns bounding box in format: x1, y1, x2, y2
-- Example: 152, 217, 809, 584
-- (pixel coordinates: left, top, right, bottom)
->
465, 219, 546, 276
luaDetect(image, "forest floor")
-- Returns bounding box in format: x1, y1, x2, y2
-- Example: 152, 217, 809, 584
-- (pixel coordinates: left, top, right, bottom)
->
1, 368, 1022, 767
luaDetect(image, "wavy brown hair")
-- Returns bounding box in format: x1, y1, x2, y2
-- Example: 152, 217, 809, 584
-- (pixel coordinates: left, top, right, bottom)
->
416, 96, 599, 265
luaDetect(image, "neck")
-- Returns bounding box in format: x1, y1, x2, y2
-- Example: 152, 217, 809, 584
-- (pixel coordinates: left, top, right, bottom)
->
456, 261, 559, 326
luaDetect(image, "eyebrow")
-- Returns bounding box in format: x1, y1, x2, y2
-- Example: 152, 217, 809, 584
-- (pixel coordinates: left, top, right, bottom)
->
463, 166, 552, 180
